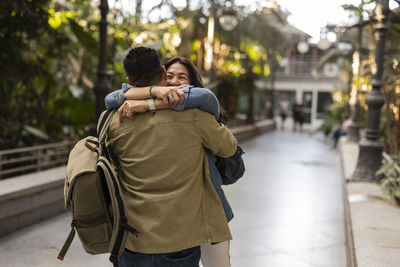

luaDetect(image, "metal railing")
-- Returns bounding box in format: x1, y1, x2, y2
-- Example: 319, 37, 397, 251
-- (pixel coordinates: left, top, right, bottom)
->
281, 60, 314, 75
0, 141, 75, 180
276, 56, 340, 78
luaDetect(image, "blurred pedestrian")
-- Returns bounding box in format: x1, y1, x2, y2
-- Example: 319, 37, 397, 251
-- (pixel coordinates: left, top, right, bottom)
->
278, 95, 289, 130
265, 99, 272, 119
292, 101, 305, 131
332, 116, 351, 148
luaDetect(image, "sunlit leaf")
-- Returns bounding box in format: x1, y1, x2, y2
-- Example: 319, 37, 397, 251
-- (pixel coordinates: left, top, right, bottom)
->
225, 61, 242, 76
192, 40, 201, 51
33, 76, 46, 94
48, 12, 62, 29
115, 30, 126, 39
354, 77, 361, 87
69, 84, 84, 98
252, 64, 262, 75
24, 126, 49, 140
114, 62, 125, 74
48, 10, 74, 29
64, 11, 74, 19
264, 64, 270, 76
247, 45, 260, 61
67, 17, 98, 54
262, 53, 268, 61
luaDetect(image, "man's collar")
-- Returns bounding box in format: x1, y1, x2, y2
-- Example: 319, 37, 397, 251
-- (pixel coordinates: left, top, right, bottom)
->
121, 83, 135, 92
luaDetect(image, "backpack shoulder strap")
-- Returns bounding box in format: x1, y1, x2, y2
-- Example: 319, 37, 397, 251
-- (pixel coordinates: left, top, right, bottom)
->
97, 110, 115, 143
97, 110, 115, 158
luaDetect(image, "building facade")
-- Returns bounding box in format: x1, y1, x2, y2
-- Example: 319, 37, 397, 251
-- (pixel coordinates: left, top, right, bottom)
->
256, 51, 344, 130
252, 2, 346, 130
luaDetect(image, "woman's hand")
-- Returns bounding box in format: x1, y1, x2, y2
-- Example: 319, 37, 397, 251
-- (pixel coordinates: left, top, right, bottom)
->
152, 85, 186, 106
118, 100, 149, 122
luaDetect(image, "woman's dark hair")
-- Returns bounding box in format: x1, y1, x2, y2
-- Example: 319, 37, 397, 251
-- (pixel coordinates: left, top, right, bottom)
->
164, 56, 229, 124
164, 57, 205, 88
218, 107, 229, 125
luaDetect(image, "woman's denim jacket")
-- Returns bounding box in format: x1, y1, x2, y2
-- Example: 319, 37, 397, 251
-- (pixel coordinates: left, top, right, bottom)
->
105, 84, 234, 222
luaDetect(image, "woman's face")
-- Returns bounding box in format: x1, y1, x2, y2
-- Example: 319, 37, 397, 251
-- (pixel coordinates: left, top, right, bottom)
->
166, 62, 191, 86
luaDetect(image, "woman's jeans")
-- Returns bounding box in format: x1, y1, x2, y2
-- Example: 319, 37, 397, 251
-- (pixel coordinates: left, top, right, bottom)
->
118, 246, 201, 267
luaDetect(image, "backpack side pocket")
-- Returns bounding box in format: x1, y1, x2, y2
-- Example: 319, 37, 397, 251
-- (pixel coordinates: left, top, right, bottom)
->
70, 172, 113, 255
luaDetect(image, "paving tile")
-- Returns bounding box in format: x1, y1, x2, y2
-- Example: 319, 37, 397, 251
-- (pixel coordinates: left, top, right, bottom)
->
288, 244, 347, 267
231, 252, 315, 267
356, 247, 400, 267
229, 233, 275, 257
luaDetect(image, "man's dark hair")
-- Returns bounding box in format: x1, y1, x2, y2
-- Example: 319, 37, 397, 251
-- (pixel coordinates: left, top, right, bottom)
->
123, 46, 163, 86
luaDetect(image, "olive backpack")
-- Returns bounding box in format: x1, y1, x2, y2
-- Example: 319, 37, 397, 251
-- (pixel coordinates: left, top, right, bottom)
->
57, 110, 138, 267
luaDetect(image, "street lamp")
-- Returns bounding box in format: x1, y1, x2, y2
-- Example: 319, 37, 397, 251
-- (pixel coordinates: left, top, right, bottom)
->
219, 5, 238, 31
297, 41, 309, 54
93, 0, 111, 122
316, 37, 331, 50
352, 0, 388, 181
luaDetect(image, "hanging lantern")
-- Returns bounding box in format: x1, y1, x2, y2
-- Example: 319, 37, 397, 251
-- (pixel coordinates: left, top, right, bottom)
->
219, 8, 238, 31
297, 41, 309, 54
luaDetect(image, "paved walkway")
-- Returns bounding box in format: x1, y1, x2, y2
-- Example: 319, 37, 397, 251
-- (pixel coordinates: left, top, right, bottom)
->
340, 138, 400, 267
226, 130, 346, 267
0, 130, 347, 267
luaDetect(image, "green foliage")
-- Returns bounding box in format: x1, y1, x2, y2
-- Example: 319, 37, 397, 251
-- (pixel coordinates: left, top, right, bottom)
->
70, 101, 94, 125
317, 102, 347, 136
377, 154, 400, 206
0, 0, 99, 149
1, 0, 53, 148
381, 7, 400, 155
0, 0, 289, 149
67, 17, 98, 54
48, 9, 73, 29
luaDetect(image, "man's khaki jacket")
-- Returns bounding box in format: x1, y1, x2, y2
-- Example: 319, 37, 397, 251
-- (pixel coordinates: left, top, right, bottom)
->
106, 108, 237, 254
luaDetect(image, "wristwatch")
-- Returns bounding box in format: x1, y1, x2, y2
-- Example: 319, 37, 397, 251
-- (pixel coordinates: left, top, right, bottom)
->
147, 98, 156, 114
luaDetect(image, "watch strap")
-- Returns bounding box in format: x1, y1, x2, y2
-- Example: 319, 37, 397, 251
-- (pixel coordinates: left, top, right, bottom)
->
147, 98, 156, 114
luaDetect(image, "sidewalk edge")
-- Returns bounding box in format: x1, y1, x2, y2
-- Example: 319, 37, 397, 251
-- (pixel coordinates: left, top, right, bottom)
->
338, 139, 358, 267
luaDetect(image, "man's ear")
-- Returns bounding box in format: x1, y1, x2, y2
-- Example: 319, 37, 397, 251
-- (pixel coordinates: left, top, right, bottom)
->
162, 66, 167, 81
127, 76, 135, 85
